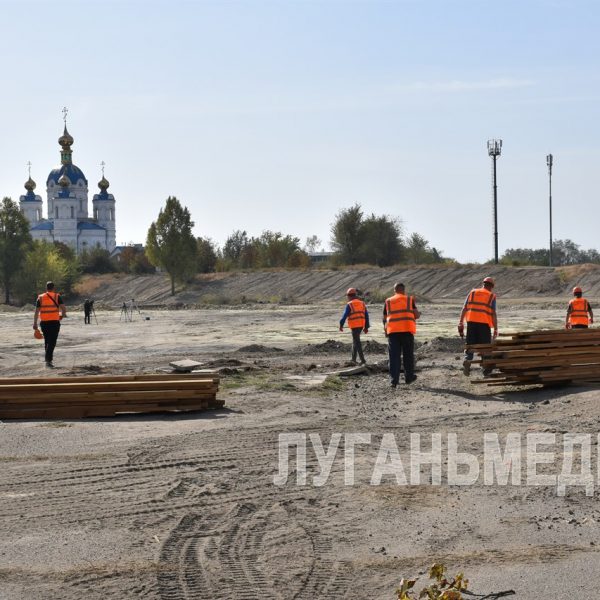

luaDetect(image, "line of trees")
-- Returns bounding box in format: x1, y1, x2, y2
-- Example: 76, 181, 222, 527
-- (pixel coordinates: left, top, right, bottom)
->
141, 198, 449, 295
501, 240, 600, 266
1, 194, 448, 303
144, 197, 312, 295
220, 230, 309, 270
9, 188, 600, 305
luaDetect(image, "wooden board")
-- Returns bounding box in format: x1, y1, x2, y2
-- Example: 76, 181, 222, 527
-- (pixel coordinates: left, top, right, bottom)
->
0, 372, 219, 385
466, 328, 600, 388
0, 373, 222, 419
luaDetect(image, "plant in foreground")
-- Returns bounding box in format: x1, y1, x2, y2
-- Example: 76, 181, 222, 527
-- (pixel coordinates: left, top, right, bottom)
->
397, 563, 468, 600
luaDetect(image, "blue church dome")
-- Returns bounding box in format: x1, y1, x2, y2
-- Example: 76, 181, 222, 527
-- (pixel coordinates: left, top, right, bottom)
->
46, 164, 88, 186
31, 221, 54, 231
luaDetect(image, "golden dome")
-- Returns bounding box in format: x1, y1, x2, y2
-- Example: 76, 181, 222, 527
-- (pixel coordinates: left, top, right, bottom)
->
58, 173, 71, 187
98, 175, 110, 191
24, 176, 36, 191
58, 126, 74, 148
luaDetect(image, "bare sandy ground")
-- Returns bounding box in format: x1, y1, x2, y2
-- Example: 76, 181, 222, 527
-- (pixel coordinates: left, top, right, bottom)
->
1, 300, 600, 599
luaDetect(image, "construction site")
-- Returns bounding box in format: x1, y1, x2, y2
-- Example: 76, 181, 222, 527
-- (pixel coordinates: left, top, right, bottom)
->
1, 266, 600, 599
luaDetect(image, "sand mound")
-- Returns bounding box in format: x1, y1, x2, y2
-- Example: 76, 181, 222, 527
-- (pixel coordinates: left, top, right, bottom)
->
417, 336, 464, 356
306, 339, 352, 353
362, 340, 388, 354
236, 344, 284, 354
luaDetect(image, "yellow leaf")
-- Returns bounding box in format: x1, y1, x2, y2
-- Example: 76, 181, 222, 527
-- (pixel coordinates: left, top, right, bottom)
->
429, 563, 446, 581
439, 591, 462, 600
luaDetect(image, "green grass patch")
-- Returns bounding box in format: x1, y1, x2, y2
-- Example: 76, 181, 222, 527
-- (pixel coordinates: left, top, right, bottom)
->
320, 375, 344, 391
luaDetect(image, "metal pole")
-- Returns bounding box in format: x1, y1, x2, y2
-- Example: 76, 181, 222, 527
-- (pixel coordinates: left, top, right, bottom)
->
493, 155, 498, 264
547, 154, 553, 267
488, 139, 502, 264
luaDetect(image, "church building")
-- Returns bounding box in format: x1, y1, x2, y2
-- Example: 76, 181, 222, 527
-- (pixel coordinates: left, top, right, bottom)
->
19, 115, 116, 254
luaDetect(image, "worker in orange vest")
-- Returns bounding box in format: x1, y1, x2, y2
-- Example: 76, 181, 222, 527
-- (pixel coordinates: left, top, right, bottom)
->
566, 286, 594, 329
458, 276, 497, 376
383, 283, 420, 388
339, 288, 369, 364
33, 281, 67, 367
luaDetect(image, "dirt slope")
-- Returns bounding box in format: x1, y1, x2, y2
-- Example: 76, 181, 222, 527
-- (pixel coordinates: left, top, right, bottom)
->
73, 264, 600, 307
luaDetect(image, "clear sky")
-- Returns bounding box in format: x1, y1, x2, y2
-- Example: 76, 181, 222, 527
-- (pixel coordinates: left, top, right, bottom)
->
1, 0, 599, 263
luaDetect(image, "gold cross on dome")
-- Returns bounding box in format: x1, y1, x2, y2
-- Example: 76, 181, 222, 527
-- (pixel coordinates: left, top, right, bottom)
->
27, 161, 32, 177
62, 106, 68, 124
100, 161, 106, 177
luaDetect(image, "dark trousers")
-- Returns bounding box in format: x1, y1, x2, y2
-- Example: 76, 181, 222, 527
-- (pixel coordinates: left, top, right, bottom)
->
351, 327, 366, 363
84, 311, 91, 324
40, 320, 61, 363
388, 332, 414, 384
572, 324, 588, 329
464, 322, 491, 361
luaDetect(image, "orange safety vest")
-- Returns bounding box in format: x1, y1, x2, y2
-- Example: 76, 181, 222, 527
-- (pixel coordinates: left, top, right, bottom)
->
568, 297, 590, 326
347, 298, 366, 329
38, 291, 61, 322
464, 288, 495, 327
385, 294, 416, 334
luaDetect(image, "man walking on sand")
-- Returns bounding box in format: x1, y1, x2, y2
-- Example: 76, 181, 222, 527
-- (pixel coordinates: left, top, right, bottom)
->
383, 283, 420, 388
458, 276, 497, 376
33, 281, 67, 367
339, 287, 369, 365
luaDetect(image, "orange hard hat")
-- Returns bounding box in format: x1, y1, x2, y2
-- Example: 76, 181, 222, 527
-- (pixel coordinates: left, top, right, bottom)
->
346, 287, 357, 296
573, 286, 583, 294
33, 329, 43, 340
483, 277, 495, 287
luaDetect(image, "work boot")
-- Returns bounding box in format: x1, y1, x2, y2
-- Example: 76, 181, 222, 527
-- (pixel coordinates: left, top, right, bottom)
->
462, 360, 471, 376
406, 375, 418, 384
45, 361, 54, 368
482, 367, 493, 377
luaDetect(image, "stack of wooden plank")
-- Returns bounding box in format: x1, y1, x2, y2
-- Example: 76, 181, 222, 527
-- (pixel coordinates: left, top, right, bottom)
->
468, 328, 600, 387
0, 372, 222, 419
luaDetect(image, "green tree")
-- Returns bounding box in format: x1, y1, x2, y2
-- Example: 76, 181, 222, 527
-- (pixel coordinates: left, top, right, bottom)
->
222, 230, 249, 264
79, 246, 116, 274
404, 232, 443, 264
330, 204, 364, 264
116, 246, 155, 274
500, 247, 550, 266
256, 231, 304, 267
303, 235, 322, 253
0, 197, 32, 304
14, 241, 69, 304
145, 196, 197, 295
500, 239, 600, 266
360, 214, 403, 266
131, 251, 155, 274
52, 241, 81, 294
196, 237, 218, 273
553, 239, 587, 265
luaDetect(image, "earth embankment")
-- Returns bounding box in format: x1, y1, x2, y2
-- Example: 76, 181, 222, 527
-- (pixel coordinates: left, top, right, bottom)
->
73, 264, 600, 307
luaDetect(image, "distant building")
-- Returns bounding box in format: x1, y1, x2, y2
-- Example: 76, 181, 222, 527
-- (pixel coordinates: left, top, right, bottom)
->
110, 243, 144, 262
19, 113, 116, 254
308, 251, 335, 265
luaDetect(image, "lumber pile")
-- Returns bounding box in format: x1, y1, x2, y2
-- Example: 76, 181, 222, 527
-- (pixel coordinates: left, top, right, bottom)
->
468, 328, 600, 387
0, 372, 222, 419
